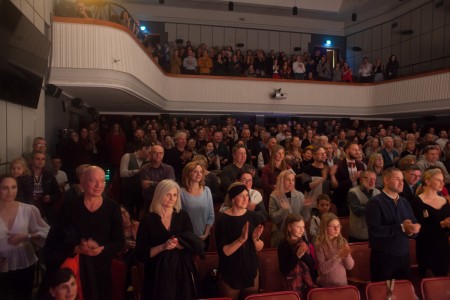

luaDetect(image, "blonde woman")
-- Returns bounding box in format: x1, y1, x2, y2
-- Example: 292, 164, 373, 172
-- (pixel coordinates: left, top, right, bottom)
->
367, 153, 384, 189
180, 162, 215, 248
315, 213, 354, 287
269, 169, 310, 247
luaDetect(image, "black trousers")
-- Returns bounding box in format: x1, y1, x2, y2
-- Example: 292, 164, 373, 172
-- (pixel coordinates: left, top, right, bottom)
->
370, 249, 411, 282
0, 264, 35, 300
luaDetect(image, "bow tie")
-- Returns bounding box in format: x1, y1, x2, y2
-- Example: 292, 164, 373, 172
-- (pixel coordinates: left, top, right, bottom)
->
348, 162, 356, 168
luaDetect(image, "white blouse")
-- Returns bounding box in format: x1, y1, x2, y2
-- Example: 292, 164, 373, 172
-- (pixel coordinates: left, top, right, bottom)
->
0, 203, 50, 272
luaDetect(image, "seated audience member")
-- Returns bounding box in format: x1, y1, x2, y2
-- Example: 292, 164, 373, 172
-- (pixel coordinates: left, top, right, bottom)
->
315, 213, 354, 287
398, 154, 417, 171
44, 166, 124, 300
228, 54, 243, 76
410, 168, 450, 277
180, 162, 215, 250
269, 170, 310, 247
261, 145, 290, 197
367, 153, 384, 190
47, 268, 78, 300
140, 145, 176, 211
52, 157, 69, 193
104, 123, 127, 170
399, 165, 421, 204
215, 183, 264, 300
119, 10, 132, 30
372, 58, 384, 82
330, 142, 366, 217
220, 172, 268, 222
191, 154, 223, 204
416, 145, 450, 184
347, 170, 381, 242
366, 168, 421, 282
0, 174, 50, 300
10, 157, 34, 204
400, 140, 417, 158
278, 214, 315, 298
309, 194, 333, 243
75, 1, 92, 18
136, 179, 204, 300
257, 136, 278, 171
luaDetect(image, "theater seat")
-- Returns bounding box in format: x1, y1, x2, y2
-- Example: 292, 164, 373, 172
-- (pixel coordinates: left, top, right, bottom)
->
420, 276, 450, 300
260, 221, 272, 249
347, 242, 371, 295
257, 248, 285, 293
245, 291, 300, 300
366, 280, 416, 300
131, 262, 144, 300
111, 259, 127, 300
338, 217, 350, 240
195, 252, 220, 298
307, 285, 360, 300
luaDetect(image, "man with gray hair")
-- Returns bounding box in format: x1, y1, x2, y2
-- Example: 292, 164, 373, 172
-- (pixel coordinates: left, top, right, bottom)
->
380, 136, 399, 169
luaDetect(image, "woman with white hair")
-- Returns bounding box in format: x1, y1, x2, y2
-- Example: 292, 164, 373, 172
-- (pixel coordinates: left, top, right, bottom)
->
136, 179, 203, 300
269, 169, 311, 247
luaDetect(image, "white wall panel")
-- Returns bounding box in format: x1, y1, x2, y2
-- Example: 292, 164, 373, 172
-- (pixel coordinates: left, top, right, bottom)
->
279, 32, 290, 54
188, 25, 201, 46
6, 104, 23, 159
176, 24, 189, 43
200, 26, 213, 48
165, 23, 177, 43
247, 29, 258, 50
235, 28, 247, 48
224, 27, 236, 48
269, 31, 279, 52
257, 30, 269, 51
212, 27, 224, 47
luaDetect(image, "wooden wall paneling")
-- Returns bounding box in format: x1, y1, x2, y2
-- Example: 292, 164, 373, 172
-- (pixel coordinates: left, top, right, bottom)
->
224, 27, 236, 48
269, 31, 280, 52
432, 0, 445, 29
257, 30, 269, 52
410, 8, 422, 38
200, 25, 213, 48
431, 27, 445, 59
212, 26, 225, 48
188, 24, 201, 46
400, 13, 411, 42
165, 23, 177, 43
420, 31, 432, 63
410, 36, 421, 65
391, 18, 401, 45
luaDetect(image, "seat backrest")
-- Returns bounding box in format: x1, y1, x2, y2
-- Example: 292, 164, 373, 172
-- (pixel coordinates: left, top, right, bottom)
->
347, 242, 371, 283
260, 221, 272, 249
421, 276, 450, 300
256, 248, 285, 293
366, 280, 416, 300
195, 252, 220, 283
131, 262, 145, 300
307, 285, 360, 300
111, 259, 127, 300
245, 291, 300, 300
338, 217, 350, 240
409, 238, 417, 267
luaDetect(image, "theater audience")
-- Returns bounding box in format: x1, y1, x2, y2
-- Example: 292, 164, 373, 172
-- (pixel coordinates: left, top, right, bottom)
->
10, 157, 34, 204
46, 268, 78, 300
261, 145, 290, 197
309, 194, 333, 243
367, 153, 384, 190
0, 174, 50, 300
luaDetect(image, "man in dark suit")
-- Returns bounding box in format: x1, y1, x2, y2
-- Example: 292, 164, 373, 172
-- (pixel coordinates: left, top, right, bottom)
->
399, 165, 421, 204
330, 141, 366, 216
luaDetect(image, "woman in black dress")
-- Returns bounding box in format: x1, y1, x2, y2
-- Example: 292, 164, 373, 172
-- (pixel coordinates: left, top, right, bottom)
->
215, 183, 264, 300
411, 168, 450, 277
135, 179, 204, 300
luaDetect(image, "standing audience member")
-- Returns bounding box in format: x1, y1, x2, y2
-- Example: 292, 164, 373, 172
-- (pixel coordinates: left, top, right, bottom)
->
180, 162, 215, 249
136, 179, 204, 300
315, 213, 354, 287
416, 145, 450, 183
197, 50, 213, 75
316, 55, 331, 81
292, 55, 306, 80
164, 131, 192, 183
366, 168, 421, 281
367, 153, 384, 190
10, 157, 33, 204
221, 145, 258, 193
399, 165, 422, 204
44, 166, 124, 300
277, 214, 315, 298
47, 268, 78, 300
183, 49, 197, 75
0, 174, 50, 300
358, 57, 373, 83
105, 123, 126, 170
347, 170, 381, 242
215, 183, 264, 300
309, 194, 333, 243
169, 49, 182, 74
52, 157, 69, 193
23, 137, 53, 173
372, 58, 384, 82
341, 61, 353, 82
385, 54, 399, 80
411, 168, 450, 277
269, 170, 310, 247
380, 137, 399, 169
261, 145, 290, 197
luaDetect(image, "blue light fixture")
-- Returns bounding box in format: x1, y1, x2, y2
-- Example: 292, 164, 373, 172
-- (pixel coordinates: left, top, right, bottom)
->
326, 40, 331, 46
140, 25, 146, 31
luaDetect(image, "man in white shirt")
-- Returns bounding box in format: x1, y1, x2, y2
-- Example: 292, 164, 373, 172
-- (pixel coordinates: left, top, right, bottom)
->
292, 55, 306, 80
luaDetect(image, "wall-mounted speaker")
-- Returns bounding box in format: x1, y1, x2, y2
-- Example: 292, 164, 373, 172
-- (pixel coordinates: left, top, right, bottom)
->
293, 47, 301, 52
71, 98, 84, 109
351, 13, 357, 22
236, 43, 244, 48
46, 84, 62, 98
228, 1, 234, 11
176, 39, 184, 44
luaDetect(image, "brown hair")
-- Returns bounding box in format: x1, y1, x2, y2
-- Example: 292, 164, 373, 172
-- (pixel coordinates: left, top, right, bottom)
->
181, 161, 205, 192
283, 214, 305, 241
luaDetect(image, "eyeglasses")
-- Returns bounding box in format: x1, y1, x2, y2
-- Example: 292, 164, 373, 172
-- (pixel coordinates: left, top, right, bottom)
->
34, 143, 46, 147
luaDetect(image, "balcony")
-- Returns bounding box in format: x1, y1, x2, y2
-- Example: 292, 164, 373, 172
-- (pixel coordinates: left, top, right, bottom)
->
49, 17, 450, 118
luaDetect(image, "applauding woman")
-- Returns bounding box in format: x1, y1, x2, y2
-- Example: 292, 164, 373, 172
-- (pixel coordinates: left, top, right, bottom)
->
215, 183, 264, 300
136, 179, 204, 300
0, 174, 50, 299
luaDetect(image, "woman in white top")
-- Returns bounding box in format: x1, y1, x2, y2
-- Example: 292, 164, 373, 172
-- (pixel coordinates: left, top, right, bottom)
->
0, 174, 50, 299
180, 162, 215, 249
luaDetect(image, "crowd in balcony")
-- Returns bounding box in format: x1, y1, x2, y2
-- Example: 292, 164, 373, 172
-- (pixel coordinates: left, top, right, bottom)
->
1, 112, 450, 299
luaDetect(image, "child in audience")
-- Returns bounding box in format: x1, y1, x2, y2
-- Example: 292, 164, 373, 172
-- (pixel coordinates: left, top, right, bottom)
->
52, 157, 69, 192
309, 194, 331, 243
277, 214, 315, 298
315, 213, 354, 287
10, 157, 34, 203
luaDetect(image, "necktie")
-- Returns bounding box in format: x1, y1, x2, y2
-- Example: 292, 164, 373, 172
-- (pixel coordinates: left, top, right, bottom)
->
348, 162, 355, 168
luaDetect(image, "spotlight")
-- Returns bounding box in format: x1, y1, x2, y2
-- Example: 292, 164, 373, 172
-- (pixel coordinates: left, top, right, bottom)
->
293, 6, 298, 15
352, 12, 357, 22
228, 1, 233, 11
326, 40, 331, 46
140, 25, 146, 31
